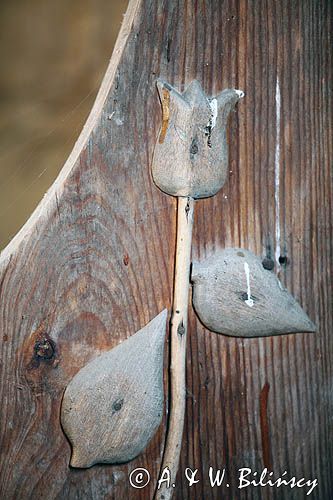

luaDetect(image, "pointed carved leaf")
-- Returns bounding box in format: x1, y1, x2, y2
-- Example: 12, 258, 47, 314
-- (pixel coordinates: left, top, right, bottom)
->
61, 309, 167, 468
191, 249, 316, 337
152, 80, 243, 199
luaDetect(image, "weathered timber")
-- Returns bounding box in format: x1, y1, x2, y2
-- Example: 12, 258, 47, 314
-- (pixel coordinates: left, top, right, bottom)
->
191, 248, 316, 337
153, 80, 243, 500
152, 80, 243, 198
61, 309, 167, 468
0, 0, 332, 499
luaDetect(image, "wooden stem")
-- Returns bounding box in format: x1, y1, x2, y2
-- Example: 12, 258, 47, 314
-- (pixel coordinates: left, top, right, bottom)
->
155, 196, 194, 500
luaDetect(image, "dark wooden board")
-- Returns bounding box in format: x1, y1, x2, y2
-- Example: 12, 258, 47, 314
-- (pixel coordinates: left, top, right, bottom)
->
0, 0, 332, 498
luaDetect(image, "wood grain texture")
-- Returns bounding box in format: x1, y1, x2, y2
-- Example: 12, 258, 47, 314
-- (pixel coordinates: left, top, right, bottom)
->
152, 80, 242, 198
0, 1, 332, 499
155, 197, 194, 500
61, 309, 167, 468
191, 248, 316, 337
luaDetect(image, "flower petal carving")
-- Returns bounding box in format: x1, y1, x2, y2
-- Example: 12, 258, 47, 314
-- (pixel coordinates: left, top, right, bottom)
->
152, 80, 243, 199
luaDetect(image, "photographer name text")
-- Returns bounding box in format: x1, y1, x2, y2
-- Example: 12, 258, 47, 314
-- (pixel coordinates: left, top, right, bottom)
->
129, 466, 317, 496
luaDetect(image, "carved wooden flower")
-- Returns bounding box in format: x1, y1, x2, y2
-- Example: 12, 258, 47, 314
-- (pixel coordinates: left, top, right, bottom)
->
151, 79, 243, 199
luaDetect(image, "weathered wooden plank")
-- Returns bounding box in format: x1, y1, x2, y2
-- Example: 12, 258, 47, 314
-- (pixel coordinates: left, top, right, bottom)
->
0, 1, 332, 499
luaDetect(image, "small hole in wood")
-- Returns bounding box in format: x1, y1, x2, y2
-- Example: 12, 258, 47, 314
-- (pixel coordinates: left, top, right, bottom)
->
190, 137, 199, 158
262, 257, 274, 270
112, 398, 124, 412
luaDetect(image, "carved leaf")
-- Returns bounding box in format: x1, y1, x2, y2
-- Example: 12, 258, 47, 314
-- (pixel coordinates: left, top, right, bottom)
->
152, 79, 243, 199
191, 249, 316, 337
61, 309, 167, 468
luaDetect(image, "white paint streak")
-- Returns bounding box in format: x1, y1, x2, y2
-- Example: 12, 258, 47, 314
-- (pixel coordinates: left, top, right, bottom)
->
209, 98, 218, 129
234, 89, 245, 99
275, 77, 281, 270
244, 262, 254, 308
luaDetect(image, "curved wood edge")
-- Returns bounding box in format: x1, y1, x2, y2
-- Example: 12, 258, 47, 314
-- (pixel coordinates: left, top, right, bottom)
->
0, 0, 142, 266
0, 1, 172, 495
1, 1, 331, 498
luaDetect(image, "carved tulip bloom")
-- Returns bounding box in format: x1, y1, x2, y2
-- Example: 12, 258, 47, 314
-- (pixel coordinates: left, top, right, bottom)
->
152, 79, 243, 199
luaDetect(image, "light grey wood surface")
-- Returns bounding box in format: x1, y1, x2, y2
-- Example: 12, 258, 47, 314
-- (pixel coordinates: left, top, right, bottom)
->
61, 309, 167, 468
152, 80, 242, 198
192, 248, 316, 337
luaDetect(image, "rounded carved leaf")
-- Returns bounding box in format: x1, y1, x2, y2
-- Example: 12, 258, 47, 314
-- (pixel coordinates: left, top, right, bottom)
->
61, 309, 167, 468
191, 249, 316, 337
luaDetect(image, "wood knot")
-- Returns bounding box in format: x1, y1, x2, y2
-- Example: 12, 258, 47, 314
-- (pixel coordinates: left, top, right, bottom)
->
25, 327, 58, 371
34, 338, 55, 360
